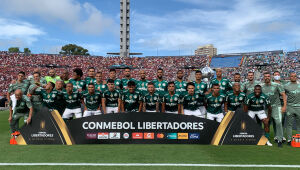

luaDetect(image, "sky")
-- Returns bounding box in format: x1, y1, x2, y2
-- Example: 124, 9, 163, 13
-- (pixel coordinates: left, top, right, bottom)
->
0, 0, 300, 56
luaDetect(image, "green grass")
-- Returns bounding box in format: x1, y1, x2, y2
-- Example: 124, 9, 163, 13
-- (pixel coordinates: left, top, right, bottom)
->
0, 110, 299, 170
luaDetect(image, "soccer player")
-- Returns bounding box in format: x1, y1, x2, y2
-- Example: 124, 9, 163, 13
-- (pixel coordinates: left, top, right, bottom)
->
162, 82, 181, 114
244, 85, 272, 146
108, 69, 121, 89
232, 73, 243, 90
225, 82, 246, 113
85, 67, 96, 86
7, 71, 30, 102
136, 70, 149, 96
82, 83, 102, 117
143, 82, 159, 112
53, 80, 66, 114
209, 68, 231, 94
61, 83, 83, 120
121, 81, 142, 112
69, 68, 86, 92
94, 72, 107, 93
121, 67, 136, 90
193, 71, 208, 94
45, 69, 60, 83
60, 69, 70, 84
242, 71, 260, 96
55, 80, 64, 92
153, 68, 168, 98
205, 84, 226, 122
102, 79, 122, 114
8, 89, 33, 133
261, 72, 287, 147
182, 82, 206, 118
28, 72, 46, 111
175, 70, 187, 97
284, 72, 300, 145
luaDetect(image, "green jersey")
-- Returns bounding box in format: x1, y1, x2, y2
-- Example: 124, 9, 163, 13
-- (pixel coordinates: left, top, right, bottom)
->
121, 78, 136, 89
35, 89, 62, 110
62, 90, 82, 109
261, 82, 284, 106
284, 82, 300, 107
28, 84, 43, 106
182, 93, 205, 111
175, 80, 187, 96
82, 91, 102, 111
85, 77, 96, 89
107, 79, 122, 89
162, 93, 181, 112
121, 90, 142, 112
225, 91, 246, 111
209, 78, 232, 93
153, 79, 168, 98
136, 79, 149, 96
9, 95, 32, 114
143, 92, 160, 111
245, 93, 271, 111
193, 81, 208, 94
95, 83, 108, 93
205, 93, 226, 114
242, 80, 260, 96
8, 80, 30, 95
102, 89, 121, 107
69, 79, 86, 91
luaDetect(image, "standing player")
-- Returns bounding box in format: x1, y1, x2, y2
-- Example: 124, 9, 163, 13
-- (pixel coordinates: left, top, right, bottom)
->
175, 70, 187, 97
182, 82, 206, 118
85, 67, 96, 85
7, 71, 30, 102
60, 69, 70, 84
162, 82, 181, 114
153, 68, 168, 98
261, 72, 287, 147
69, 68, 86, 92
209, 68, 231, 94
121, 67, 136, 90
136, 70, 149, 96
94, 72, 107, 93
102, 79, 122, 114
242, 71, 260, 96
45, 69, 60, 83
284, 72, 300, 145
225, 82, 246, 113
244, 85, 272, 146
28, 72, 46, 111
143, 82, 160, 112
108, 69, 122, 89
205, 84, 226, 122
82, 83, 102, 117
121, 81, 143, 112
61, 83, 83, 120
8, 89, 33, 134
193, 71, 208, 94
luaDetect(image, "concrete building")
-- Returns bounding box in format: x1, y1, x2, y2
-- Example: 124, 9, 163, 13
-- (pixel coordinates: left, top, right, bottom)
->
195, 44, 217, 56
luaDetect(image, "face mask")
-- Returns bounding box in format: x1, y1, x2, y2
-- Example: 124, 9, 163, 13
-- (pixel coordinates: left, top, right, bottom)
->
274, 75, 281, 80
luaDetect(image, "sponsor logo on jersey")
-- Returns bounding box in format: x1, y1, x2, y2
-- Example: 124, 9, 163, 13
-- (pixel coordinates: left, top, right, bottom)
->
178, 133, 188, 139
189, 133, 200, 139
109, 132, 120, 139
86, 133, 97, 139
97, 132, 109, 139
144, 132, 154, 139
132, 132, 143, 139
167, 133, 177, 139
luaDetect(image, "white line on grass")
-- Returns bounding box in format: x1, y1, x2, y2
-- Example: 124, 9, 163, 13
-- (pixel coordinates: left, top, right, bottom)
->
0, 163, 300, 168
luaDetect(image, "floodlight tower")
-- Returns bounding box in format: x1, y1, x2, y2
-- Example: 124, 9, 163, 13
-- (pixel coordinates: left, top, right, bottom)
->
120, 0, 130, 58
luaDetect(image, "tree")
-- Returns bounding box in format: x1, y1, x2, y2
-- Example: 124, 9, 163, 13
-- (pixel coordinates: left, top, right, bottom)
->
24, 48, 31, 54
8, 47, 20, 53
59, 44, 90, 56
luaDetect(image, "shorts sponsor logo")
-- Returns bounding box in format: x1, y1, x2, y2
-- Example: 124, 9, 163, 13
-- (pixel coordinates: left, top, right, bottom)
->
189, 133, 200, 139
167, 133, 177, 139
132, 132, 143, 139
86, 133, 97, 139
123, 133, 130, 139
156, 133, 165, 139
97, 132, 109, 139
109, 132, 121, 139
178, 133, 188, 139
144, 133, 154, 139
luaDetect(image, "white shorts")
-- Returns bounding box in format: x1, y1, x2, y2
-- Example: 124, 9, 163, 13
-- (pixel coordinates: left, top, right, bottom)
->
62, 108, 82, 119
248, 110, 267, 120
146, 110, 156, 112
83, 110, 102, 117
207, 112, 224, 122
106, 107, 118, 114
166, 111, 178, 114
184, 109, 205, 118
199, 106, 207, 117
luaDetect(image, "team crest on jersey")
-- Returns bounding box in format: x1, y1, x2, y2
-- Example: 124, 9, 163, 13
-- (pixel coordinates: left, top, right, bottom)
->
95, 96, 98, 99
20, 102, 24, 106
69, 96, 72, 99
222, 82, 226, 85
102, 85, 105, 88
134, 95, 137, 99
163, 83, 166, 86
80, 82, 83, 85
174, 97, 178, 101
239, 97, 243, 100
154, 97, 157, 100
201, 85, 204, 88
114, 93, 117, 97
260, 99, 264, 104
74, 94, 77, 98
196, 95, 199, 98
52, 94, 55, 98
220, 98, 223, 102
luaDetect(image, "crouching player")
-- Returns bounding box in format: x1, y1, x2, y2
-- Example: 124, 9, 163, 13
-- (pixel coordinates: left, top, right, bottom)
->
62, 83, 82, 120
82, 83, 102, 117
102, 79, 122, 114
142, 82, 160, 112
205, 84, 226, 122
